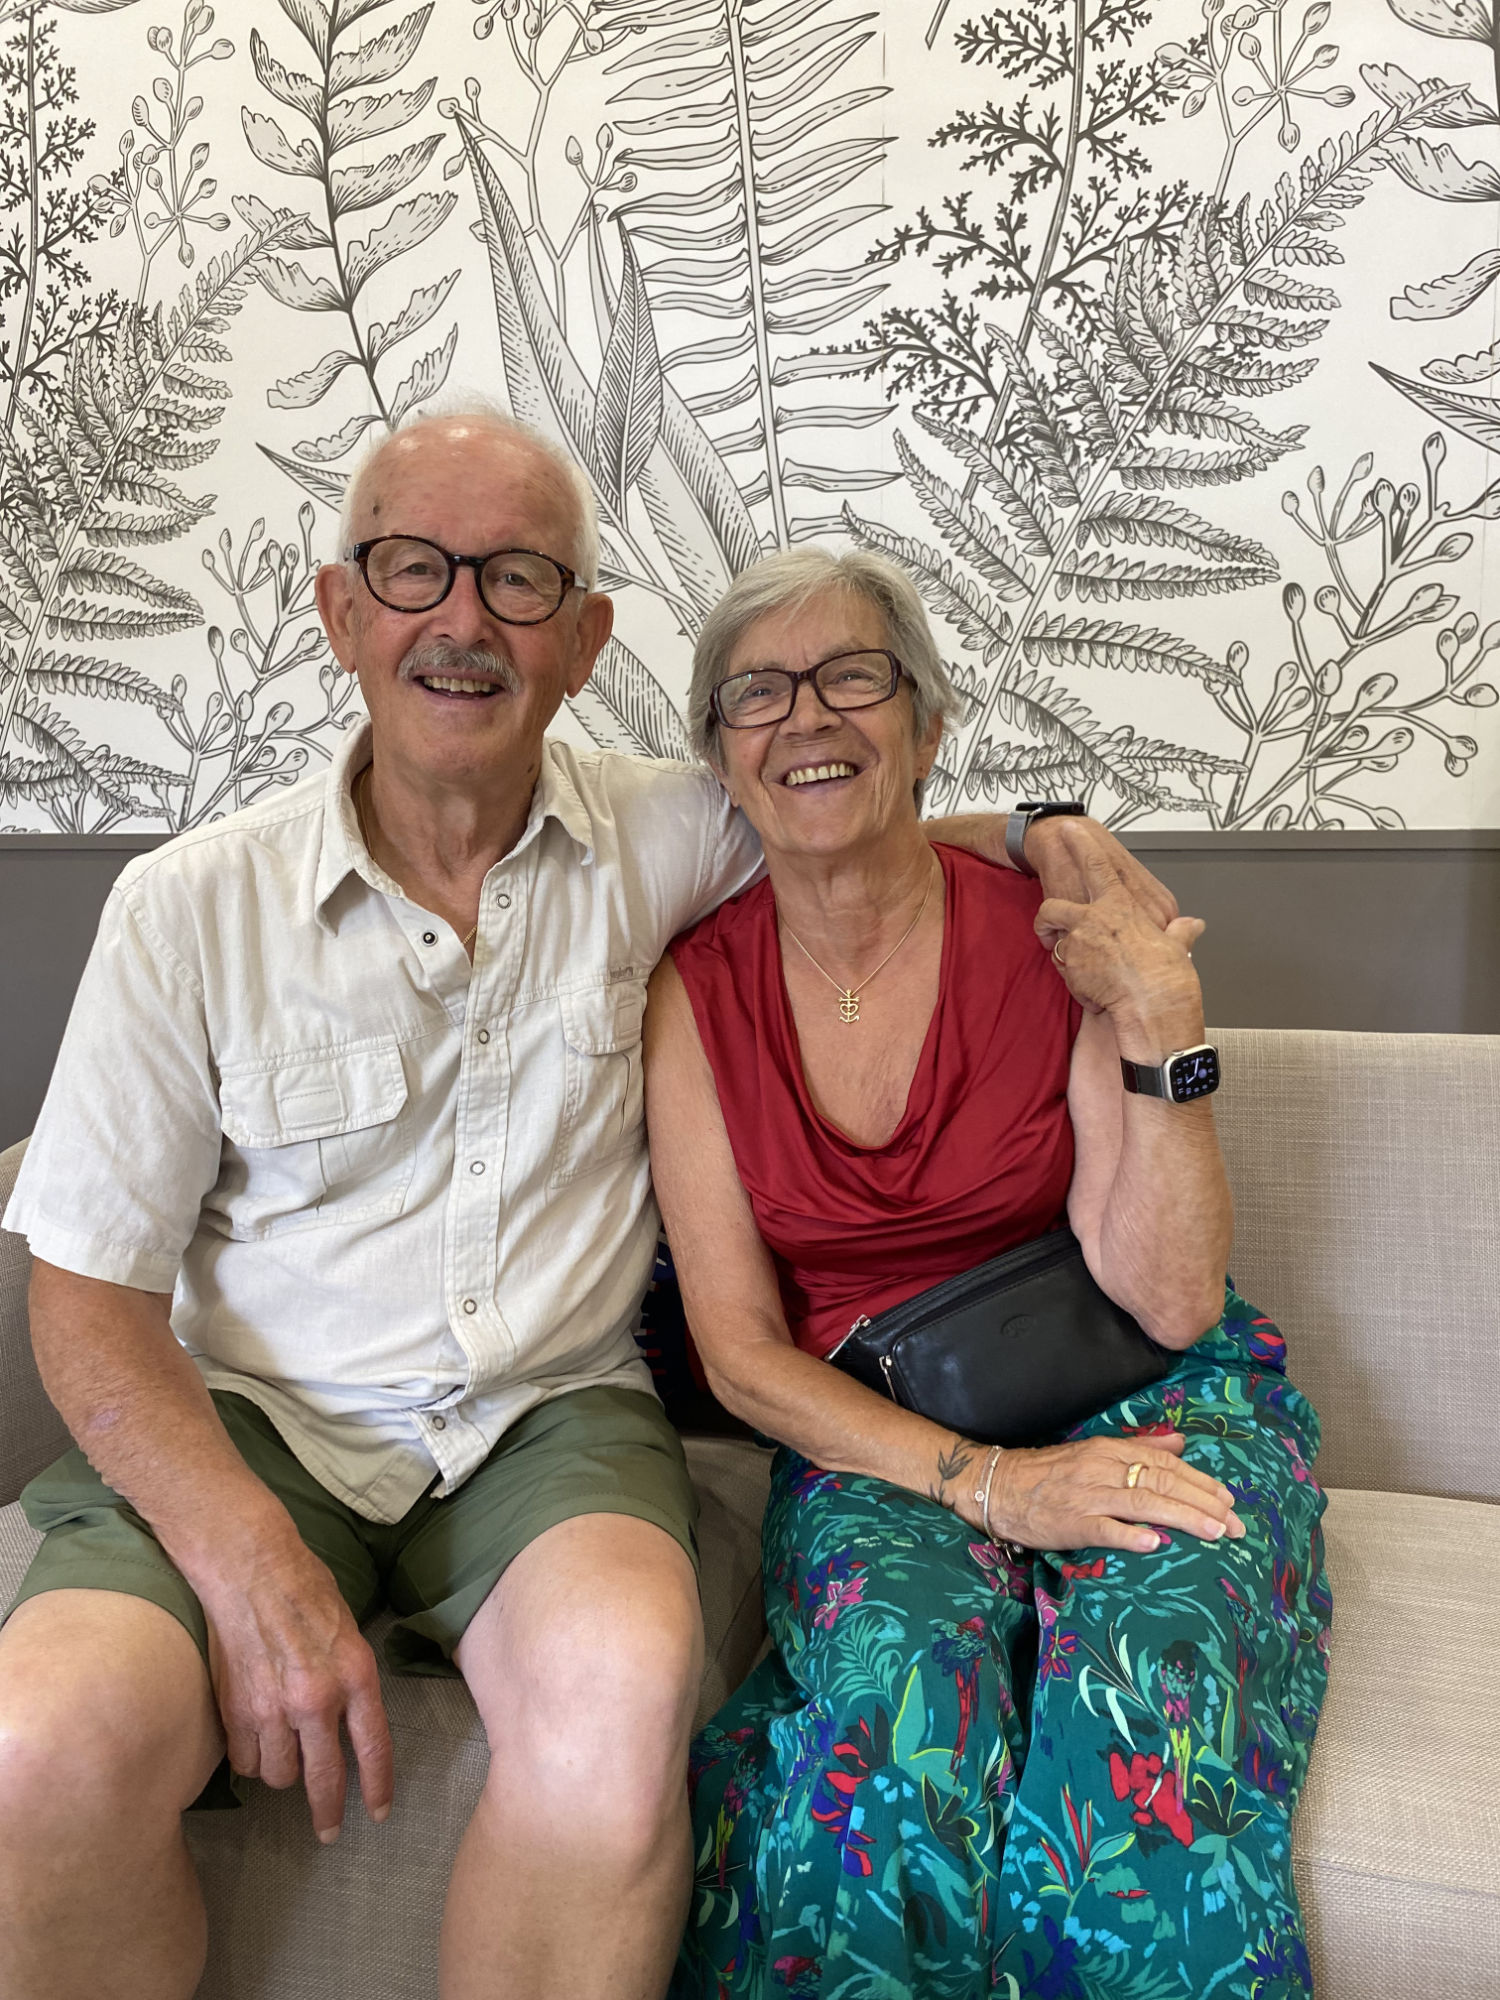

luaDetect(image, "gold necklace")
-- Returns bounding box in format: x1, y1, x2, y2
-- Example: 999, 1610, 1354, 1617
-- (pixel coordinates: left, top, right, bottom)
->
353, 768, 478, 951
779, 867, 936, 1024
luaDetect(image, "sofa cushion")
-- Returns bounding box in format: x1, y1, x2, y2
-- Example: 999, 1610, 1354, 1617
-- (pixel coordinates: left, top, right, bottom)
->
1295, 1486, 1500, 1997
5, 1469, 1497, 2000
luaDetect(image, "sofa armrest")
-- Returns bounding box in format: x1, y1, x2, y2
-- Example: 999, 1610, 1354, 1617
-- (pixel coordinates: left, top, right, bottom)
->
0, 1140, 70, 1504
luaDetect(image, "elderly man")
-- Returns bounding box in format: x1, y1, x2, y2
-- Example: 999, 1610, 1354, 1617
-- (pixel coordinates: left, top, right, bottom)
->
0, 408, 1179, 2000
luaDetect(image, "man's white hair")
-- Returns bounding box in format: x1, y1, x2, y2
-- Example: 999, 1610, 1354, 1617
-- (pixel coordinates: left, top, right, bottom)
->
337, 395, 601, 588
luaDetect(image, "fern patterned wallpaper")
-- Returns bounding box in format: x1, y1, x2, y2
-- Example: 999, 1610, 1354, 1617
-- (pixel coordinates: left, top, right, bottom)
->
3, 0, 1500, 835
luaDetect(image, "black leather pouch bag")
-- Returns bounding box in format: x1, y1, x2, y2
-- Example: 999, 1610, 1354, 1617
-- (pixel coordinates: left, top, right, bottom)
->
826, 1227, 1172, 1447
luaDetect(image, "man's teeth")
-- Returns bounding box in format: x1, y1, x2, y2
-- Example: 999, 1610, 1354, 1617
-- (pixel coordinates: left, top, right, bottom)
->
420, 676, 497, 695
785, 763, 857, 787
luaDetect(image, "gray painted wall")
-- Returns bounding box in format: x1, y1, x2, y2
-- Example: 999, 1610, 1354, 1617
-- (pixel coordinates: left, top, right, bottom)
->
3, 832, 1498, 1150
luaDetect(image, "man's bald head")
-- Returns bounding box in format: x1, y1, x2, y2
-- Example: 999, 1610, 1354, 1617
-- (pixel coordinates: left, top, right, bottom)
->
338, 403, 601, 588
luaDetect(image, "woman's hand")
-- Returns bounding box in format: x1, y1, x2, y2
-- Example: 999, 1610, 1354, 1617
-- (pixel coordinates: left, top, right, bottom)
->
1036, 845, 1204, 1023
986, 1431, 1244, 1555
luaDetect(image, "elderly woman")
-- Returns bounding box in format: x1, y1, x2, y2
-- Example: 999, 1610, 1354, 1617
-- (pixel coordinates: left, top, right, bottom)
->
644, 549, 1330, 2000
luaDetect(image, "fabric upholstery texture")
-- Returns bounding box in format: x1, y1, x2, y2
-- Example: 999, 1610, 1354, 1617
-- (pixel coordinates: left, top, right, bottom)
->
1, 1035, 1497, 1998
1214, 1027, 1500, 1503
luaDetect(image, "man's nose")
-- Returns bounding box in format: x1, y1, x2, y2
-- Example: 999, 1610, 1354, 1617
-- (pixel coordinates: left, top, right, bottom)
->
430, 562, 495, 644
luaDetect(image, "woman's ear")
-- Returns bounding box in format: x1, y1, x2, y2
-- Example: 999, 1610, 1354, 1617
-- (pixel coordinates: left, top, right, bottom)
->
708, 753, 738, 809
914, 710, 945, 786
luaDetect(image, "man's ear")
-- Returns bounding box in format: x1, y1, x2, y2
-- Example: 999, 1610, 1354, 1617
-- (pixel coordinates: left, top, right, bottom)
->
565, 590, 614, 699
315, 562, 360, 676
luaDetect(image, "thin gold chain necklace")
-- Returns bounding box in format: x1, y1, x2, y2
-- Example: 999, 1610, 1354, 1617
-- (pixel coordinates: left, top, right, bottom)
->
779, 867, 936, 1024
353, 768, 479, 951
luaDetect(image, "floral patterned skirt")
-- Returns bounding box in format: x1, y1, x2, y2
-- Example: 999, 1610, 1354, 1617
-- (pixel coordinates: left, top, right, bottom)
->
671, 1291, 1331, 2000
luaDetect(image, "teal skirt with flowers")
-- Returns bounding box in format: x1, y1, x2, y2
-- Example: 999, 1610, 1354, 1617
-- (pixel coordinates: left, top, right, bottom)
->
671, 1290, 1330, 2000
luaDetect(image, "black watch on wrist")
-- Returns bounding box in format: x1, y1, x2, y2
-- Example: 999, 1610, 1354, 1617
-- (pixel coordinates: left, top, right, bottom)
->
1120, 1045, 1221, 1103
1005, 799, 1086, 877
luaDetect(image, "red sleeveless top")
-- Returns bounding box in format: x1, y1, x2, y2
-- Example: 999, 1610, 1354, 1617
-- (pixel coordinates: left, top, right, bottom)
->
670, 843, 1081, 1359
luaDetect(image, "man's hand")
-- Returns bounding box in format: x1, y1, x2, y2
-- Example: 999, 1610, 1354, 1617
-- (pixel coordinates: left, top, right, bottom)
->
198, 1537, 393, 1844
1024, 813, 1179, 936
1037, 845, 1204, 1024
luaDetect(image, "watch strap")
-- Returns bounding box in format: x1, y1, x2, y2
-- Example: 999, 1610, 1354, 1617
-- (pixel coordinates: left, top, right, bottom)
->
1006, 800, 1087, 878
1120, 1057, 1171, 1099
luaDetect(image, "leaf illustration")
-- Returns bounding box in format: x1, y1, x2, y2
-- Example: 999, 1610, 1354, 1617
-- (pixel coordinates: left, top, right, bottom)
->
258, 443, 349, 507
568, 636, 692, 761
256, 256, 345, 312
605, 0, 893, 546
1388, 0, 1494, 39
1054, 554, 1275, 603
842, 508, 1011, 663
1382, 134, 1500, 201
1423, 336, 1500, 383
344, 191, 454, 296
388, 325, 457, 425
367, 271, 458, 362
1391, 246, 1500, 321
1361, 62, 1495, 128
247, 0, 456, 485
268, 349, 361, 410
1370, 362, 1500, 452
0, 211, 296, 787
293, 412, 383, 462
593, 226, 665, 511
1021, 616, 1237, 687
241, 109, 321, 179
1076, 498, 1272, 569
328, 6, 433, 93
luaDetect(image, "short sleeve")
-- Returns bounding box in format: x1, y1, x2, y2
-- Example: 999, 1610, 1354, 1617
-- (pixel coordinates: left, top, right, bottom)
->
3, 882, 223, 1291
683, 781, 763, 932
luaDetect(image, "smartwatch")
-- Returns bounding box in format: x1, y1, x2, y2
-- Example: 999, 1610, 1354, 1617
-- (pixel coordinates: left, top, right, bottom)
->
1005, 799, 1087, 877
1121, 1045, 1221, 1103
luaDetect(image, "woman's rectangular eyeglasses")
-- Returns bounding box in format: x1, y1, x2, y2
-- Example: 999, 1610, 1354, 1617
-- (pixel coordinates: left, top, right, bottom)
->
349, 536, 582, 626
711, 650, 905, 730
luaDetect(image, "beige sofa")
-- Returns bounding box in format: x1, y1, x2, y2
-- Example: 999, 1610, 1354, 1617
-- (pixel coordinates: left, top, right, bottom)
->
2, 1025, 1498, 1997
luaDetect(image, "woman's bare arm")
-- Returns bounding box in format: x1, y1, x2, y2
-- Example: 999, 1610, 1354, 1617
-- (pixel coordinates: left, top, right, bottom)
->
1049, 853, 1232, 1348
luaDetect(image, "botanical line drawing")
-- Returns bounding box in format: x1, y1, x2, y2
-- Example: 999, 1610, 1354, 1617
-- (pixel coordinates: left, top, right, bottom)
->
239, 0, 461, 507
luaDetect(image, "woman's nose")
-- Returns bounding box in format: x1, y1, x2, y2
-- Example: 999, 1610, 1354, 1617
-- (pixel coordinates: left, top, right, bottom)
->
785, 675, 837, 730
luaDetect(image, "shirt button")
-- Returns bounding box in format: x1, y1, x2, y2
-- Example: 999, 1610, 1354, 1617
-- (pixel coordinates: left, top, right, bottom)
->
422, 930, 437, 945
462, 1298, 477, 1315
470, 1160, 485, 1175
495, 892, 511, 909
431, 1415, 447, 1431
476, 1029, 490, 1044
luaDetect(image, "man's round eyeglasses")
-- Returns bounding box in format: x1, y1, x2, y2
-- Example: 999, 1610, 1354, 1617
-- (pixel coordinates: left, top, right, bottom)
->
348, 536, 583, 626
711, 650, 905, 730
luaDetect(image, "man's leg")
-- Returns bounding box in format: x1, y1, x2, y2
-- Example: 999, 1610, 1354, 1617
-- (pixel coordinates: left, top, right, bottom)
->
0, 1589, 224, 2000
441, 1513, 703, 2000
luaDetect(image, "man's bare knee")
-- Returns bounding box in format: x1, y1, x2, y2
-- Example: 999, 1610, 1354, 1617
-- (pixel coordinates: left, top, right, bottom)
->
460, 1517, 703, 1832
0, 1590, 221, 1832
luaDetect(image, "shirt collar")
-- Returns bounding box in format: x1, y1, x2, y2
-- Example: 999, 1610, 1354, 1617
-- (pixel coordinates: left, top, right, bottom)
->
311, 723, 596, 931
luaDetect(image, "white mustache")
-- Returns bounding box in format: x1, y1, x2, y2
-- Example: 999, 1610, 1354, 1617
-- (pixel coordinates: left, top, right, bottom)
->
399, 643, 522, 692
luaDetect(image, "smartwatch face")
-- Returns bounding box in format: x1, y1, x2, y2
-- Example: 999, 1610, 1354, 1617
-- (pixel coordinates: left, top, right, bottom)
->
1167, 1047, 1220, 1102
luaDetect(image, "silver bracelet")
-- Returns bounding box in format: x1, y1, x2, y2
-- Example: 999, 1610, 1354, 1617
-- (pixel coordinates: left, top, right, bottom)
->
975, 1444, 1004, 1540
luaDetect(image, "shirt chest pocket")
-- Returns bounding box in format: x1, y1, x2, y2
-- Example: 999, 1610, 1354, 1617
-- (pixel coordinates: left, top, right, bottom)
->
215, 1042, 415, 1239
551, 982, 646, 1187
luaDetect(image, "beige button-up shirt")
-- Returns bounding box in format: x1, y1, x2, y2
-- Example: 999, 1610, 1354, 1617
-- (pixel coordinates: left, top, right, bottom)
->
6, 723, 760, 1522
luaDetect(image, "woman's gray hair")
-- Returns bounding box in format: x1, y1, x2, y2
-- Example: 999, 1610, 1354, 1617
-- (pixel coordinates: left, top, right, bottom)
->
337, 395, 601, 588
686, 546, 963, 765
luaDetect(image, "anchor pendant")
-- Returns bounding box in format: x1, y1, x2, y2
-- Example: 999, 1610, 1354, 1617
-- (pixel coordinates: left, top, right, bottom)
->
838, 989, 861, 1023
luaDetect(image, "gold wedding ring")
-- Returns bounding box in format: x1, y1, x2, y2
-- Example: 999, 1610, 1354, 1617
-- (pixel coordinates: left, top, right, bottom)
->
1125, 1460, 1146, 1490
1052, 941, 1066, 967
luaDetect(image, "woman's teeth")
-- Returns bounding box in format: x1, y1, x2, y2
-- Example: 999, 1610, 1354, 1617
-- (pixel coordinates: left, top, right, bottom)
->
784, 763, 857, 787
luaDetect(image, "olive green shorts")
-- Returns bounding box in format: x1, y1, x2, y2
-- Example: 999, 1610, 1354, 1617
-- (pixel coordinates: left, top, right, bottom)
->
10, 1383, 699, 1684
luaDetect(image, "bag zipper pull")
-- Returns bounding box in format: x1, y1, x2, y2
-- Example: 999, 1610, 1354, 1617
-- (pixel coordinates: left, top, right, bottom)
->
848, 1314, 871, 1337
878, 1353, 896, 1396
